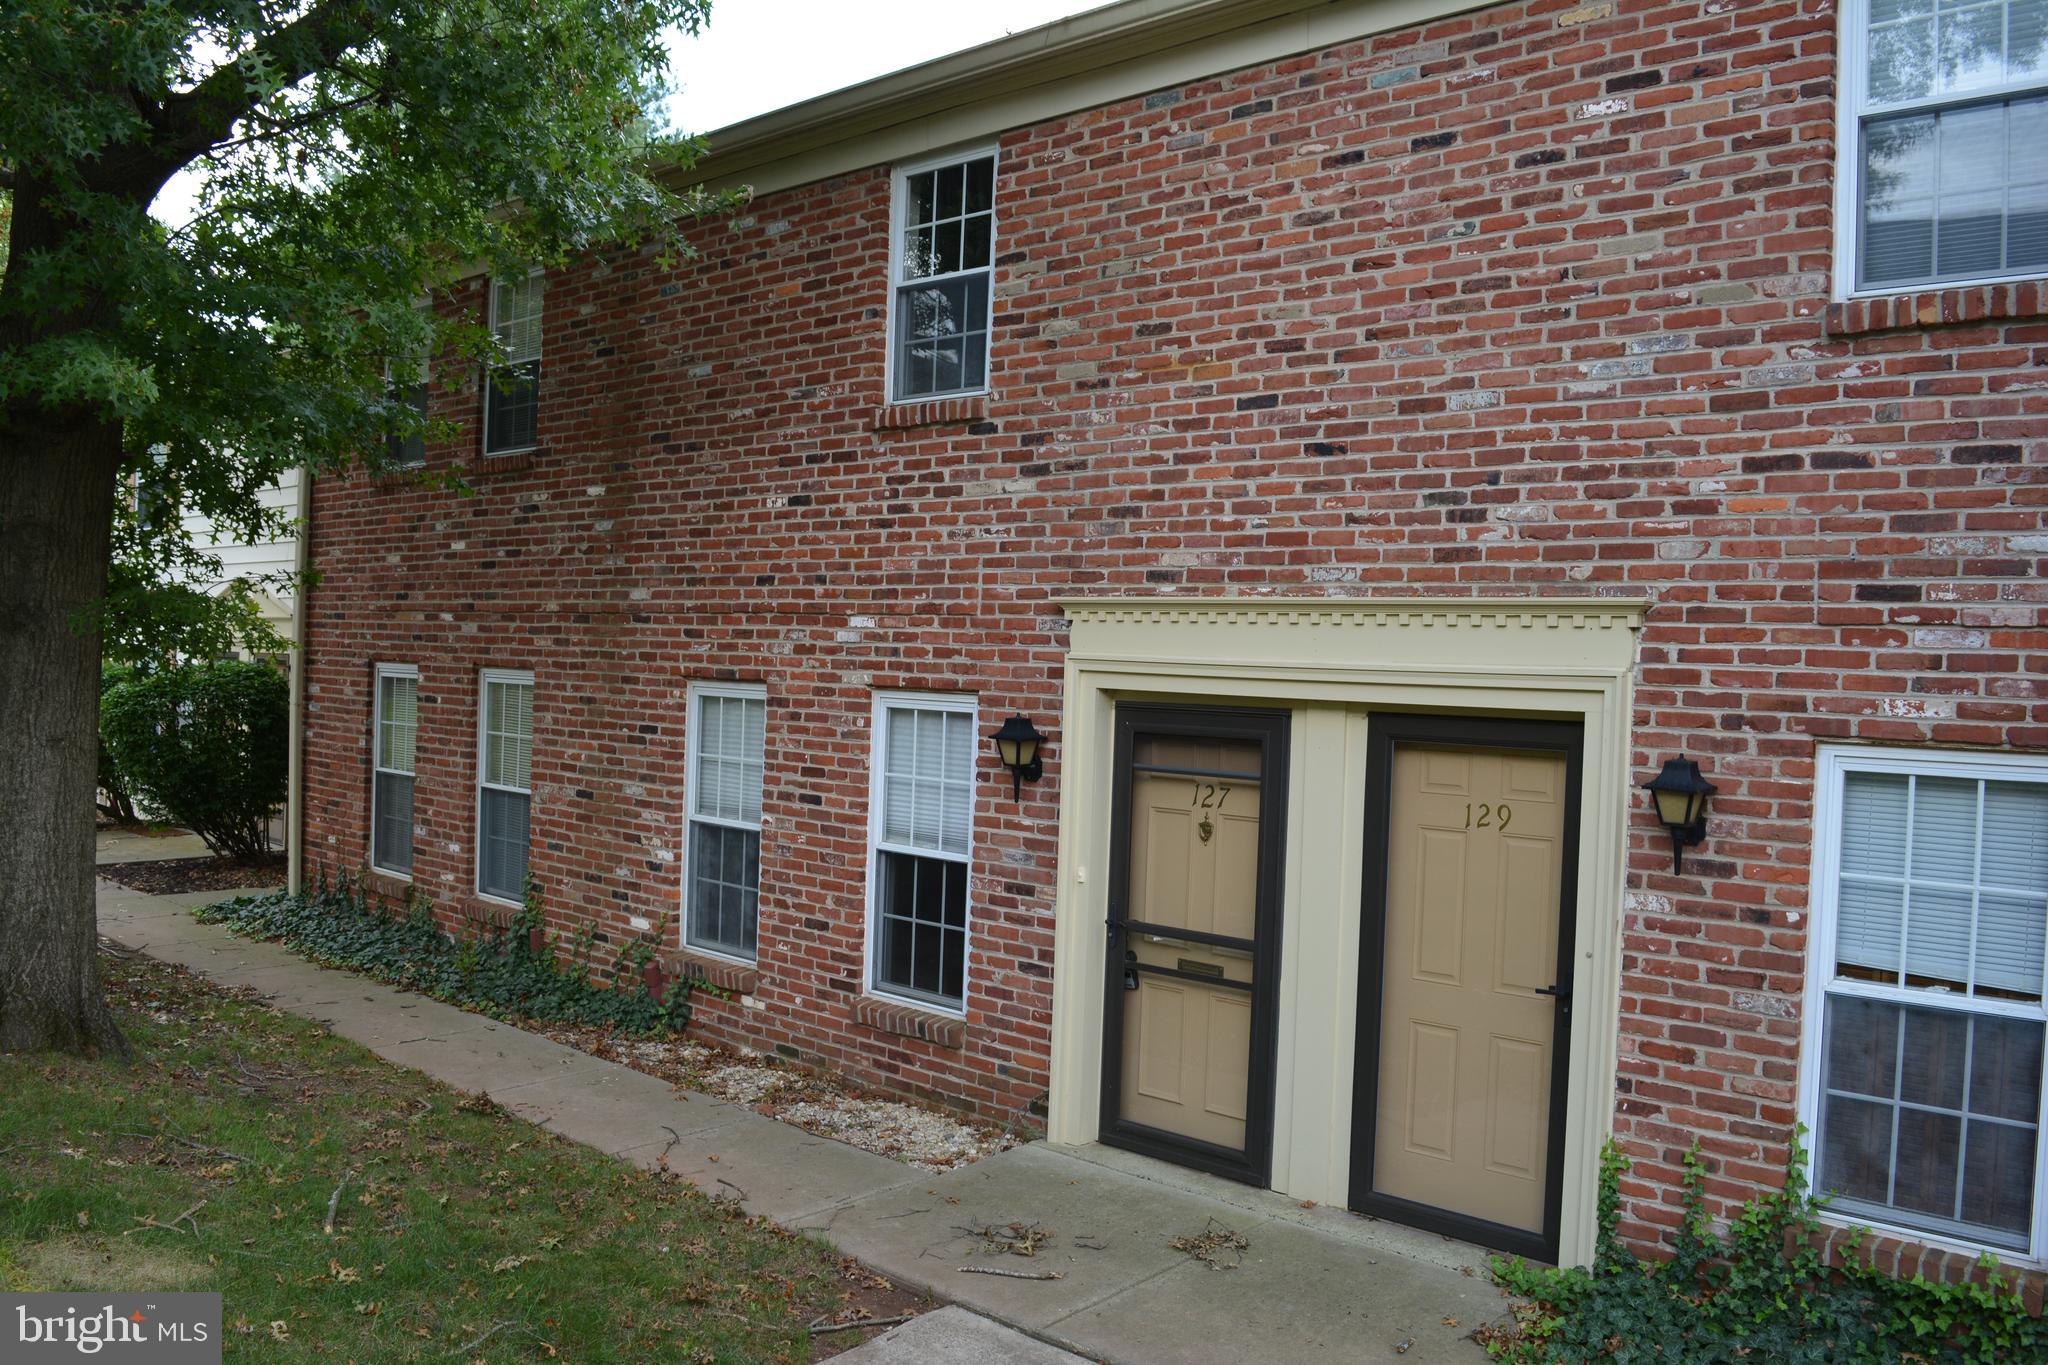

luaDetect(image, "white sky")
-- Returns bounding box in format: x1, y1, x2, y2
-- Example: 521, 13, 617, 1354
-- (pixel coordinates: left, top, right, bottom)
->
152, 1, 1110, 225
665, 0, 1111, 134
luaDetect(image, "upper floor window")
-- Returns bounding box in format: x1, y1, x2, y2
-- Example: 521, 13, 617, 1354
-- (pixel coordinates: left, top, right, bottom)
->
386, 350, 429, 469
890, 151, 996, 402
1803, 746, 2048, 1257
477, 669, 534, 903
685, 683, 766, 961
1840, 0, 2048, 294
371, 664, 418, 877
867, 693, 976, 1011
484, 274, 542, 454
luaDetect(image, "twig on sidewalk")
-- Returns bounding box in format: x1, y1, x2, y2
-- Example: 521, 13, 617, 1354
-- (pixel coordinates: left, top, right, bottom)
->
809, 1313, 915, 1335
956, 1266, 1063, 1281
323, 1168, 358, 1236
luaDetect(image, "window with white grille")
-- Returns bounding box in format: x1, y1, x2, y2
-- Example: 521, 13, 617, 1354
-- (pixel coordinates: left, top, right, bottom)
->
371, 664, 418, 877
484, 273, 541, 454
476, 670, 534, 903
889, 150, 996, 401
1837, 0, 2048, 294
867, 694, 976, 1010
1803, 746, 2048, 1256
686, 684, 766, 960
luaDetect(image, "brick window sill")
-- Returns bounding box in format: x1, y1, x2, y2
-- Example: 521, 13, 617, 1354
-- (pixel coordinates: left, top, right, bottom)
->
851, 995, 965, 1048
664, 950, 759, 996
1806, 1221, 2047, 1313
471, 446, 545, 474
871, 396, 989, 433
1824, 280, 2048, 337
361, 869, 415, 904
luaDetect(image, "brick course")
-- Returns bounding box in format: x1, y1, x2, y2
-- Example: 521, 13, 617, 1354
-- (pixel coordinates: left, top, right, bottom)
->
302, 0, 2047, 1280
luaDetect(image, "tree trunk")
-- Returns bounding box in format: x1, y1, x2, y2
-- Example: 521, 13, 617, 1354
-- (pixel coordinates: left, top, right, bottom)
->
0, 421, 131, 1057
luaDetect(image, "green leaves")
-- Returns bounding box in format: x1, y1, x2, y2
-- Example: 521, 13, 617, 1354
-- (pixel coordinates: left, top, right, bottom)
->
100, 659, 289, 861
201, 874, 692, 1035
1487, 1137, 2047, 1363
2, 0, 723, 585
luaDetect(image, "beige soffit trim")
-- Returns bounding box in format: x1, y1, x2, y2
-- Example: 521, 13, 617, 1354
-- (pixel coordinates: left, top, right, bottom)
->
1059, 595, 1651, 631
671, 0, 1491, 197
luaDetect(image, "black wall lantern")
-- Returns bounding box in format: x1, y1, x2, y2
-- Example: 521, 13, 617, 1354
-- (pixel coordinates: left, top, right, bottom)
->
1642, 755, 1715, 875
990, 714, 1046, 800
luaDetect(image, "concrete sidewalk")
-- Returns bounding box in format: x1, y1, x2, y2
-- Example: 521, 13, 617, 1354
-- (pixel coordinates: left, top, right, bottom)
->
96, 879, 1507, 1364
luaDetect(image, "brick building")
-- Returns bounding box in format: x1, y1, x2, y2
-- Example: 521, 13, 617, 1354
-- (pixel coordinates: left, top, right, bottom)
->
297, 0, 2048, 1278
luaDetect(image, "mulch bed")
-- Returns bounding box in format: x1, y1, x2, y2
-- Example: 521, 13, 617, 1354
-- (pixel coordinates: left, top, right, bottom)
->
98, 854, 286, 896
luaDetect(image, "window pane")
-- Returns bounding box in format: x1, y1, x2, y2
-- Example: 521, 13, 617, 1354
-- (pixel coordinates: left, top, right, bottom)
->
1893, 1108, 1964, 1219
1862, 96, 2048, 290
378, 674, 418, 772
688, 821, 759, 957
493, 275, 542, 362
1972, 1015, 2046, 1121
1823, 1094, 1900, 1205
373, 771, 414, 875
1978, 892, 2047, 998
1983, 780, 2048, 889
1828, 995, 1902, 1096
479, 787, 530, 901
1962, 1121, 2038, 1236
484, 680, 533, 790
1869, 7, 1935, 103
965, 156, 994, 214
876, 850, 966, 1005
1905, 883, 1973, 987
893, 275, 991, 399
1819, 996, 2040, 1249
1837, 879, 1905, 978
485, 359, 539, 454
1900, 1006, 1969, 1109
879, 704, 974, 855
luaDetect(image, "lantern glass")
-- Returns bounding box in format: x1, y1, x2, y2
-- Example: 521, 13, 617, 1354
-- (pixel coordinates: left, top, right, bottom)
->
1653, 786, 1697, 828
997, 735, 1023, 767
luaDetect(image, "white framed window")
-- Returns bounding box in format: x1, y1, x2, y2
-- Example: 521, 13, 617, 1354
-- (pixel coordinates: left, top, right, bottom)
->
475, 669, 534, 904
888, 148, 997, 402
483, 272, 542, 455
370, 664, 419, 878
684, 683, 767, 961
866, 692, 977, 1012
1834, 0, 2048, 297
1800, 745, 2048, 1260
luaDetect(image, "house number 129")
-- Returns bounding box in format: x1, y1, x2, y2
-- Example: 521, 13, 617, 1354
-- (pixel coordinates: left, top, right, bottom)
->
1464, 802, 1513, 830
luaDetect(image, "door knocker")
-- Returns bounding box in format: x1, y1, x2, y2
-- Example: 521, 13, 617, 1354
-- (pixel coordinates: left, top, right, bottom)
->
1197, 815, 1214, 844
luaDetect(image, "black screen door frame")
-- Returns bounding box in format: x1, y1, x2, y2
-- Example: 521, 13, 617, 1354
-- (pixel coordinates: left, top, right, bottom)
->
1348, 712, 1584, 1264
1099, 702, 1290, 1186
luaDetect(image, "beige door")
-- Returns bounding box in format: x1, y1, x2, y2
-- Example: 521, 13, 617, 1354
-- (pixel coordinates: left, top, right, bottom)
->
1116, 734, 1265, 1155
1374, 743, 1566, 1236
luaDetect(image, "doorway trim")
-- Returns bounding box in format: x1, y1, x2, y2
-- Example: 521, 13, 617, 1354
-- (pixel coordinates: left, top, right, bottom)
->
1350, 713, 1585, 1264
1100, 704, 1291, 1185
1047, 596, 1645, 1269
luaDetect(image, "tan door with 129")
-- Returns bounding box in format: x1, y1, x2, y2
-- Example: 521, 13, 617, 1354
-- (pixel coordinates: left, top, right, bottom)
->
1373, 742, 1567, 1237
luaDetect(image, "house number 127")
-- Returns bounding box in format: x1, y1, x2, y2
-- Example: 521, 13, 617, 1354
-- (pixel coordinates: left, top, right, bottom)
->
1464, 802, 1513, 830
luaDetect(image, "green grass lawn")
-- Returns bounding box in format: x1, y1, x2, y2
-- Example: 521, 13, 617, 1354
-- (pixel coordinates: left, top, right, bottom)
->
0, 948, 908, 1361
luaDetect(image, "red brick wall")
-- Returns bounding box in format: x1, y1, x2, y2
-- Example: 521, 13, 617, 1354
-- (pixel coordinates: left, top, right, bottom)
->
301, 0, 2048, 1269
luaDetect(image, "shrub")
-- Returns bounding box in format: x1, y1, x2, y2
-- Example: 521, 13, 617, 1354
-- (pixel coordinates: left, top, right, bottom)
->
100, 659, 289, 861
199, 873, 692, 1033
1488, 1135, 2047, 1363
96, 663, 140, 823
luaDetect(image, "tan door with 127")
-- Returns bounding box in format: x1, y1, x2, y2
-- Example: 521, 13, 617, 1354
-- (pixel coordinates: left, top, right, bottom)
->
1120, 735, 1263, 1153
